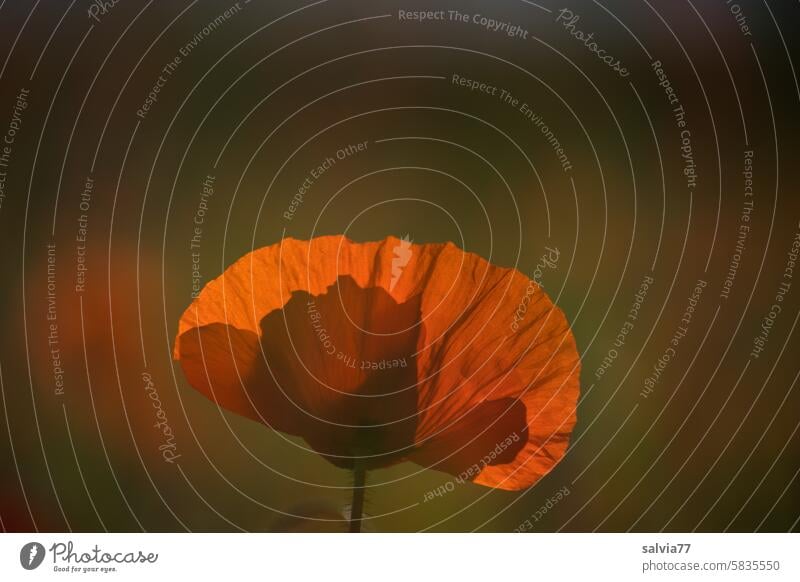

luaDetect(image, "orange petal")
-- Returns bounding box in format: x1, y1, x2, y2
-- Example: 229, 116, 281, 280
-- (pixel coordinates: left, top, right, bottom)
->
174, 236, 580, 489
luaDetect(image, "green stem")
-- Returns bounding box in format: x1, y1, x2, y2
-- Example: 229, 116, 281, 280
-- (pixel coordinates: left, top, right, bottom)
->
349, 460, 367, 533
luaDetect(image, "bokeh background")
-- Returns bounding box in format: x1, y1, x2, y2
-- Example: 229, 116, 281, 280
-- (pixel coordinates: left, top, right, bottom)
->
0, 0, 798, 532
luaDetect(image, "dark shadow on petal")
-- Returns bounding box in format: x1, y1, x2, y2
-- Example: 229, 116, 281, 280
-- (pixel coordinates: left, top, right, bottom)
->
257, 276, 422, 469
178, 276, 531, 478
409, 397, 529, 478
179, 277, 425, 470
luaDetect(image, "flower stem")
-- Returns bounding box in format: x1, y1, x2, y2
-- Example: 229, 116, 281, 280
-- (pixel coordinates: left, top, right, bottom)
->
349, 459, 366, 533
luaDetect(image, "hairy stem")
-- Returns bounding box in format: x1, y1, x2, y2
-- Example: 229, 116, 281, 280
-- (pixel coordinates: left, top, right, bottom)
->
349, 460, 367, 533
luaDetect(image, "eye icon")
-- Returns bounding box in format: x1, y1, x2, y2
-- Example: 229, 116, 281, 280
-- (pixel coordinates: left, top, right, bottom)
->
19, 542, 45, 570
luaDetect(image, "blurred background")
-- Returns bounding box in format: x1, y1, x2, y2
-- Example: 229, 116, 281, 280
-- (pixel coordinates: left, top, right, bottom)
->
0, 0, 798, 532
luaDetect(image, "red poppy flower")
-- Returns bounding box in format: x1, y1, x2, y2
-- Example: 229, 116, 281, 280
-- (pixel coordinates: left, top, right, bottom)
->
174, 236, 580, 516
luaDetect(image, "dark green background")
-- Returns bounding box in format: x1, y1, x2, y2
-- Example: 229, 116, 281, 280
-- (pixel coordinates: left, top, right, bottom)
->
0, 0, 798, 532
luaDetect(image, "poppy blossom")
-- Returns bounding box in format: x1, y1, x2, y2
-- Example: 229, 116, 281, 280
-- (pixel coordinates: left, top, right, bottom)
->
174, 236, 580, 527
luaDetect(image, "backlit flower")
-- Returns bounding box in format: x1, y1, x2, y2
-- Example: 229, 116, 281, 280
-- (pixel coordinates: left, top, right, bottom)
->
174, 236, 580, 492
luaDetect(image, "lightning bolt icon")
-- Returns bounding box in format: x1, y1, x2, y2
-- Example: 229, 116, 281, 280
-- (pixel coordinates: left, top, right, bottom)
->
28, 544, 38, 566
